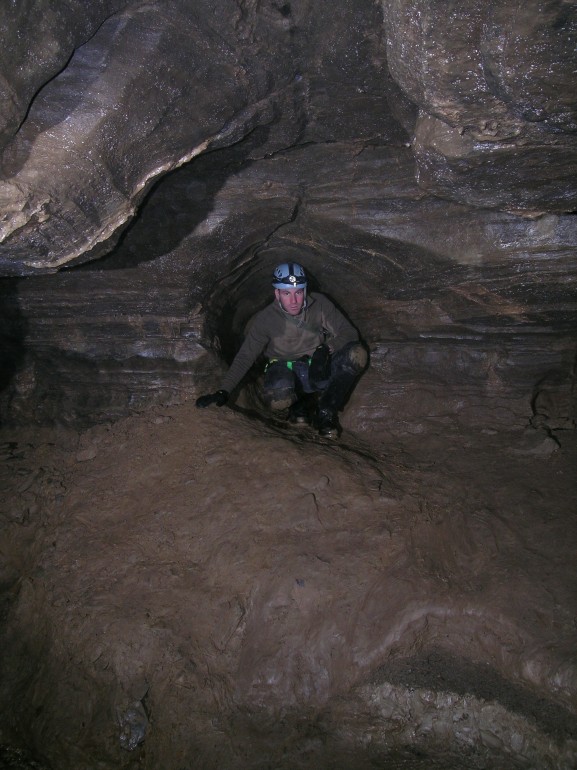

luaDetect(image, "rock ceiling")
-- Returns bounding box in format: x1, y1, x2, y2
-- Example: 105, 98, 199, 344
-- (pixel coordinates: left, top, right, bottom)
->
1, 0, 576, 275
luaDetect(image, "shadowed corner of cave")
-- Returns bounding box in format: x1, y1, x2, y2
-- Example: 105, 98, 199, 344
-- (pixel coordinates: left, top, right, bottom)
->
0, 279, 28, 426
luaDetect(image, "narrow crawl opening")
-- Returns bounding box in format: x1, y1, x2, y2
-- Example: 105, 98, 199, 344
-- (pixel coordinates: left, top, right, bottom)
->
203, 247, 324, 386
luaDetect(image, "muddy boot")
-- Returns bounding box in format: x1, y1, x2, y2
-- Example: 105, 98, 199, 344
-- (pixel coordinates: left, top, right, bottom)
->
315, 342, 367, 437
317, 406, 340, 437
288, 398, 311, 425
316, 375, 354, 438
316, 368, 359, 438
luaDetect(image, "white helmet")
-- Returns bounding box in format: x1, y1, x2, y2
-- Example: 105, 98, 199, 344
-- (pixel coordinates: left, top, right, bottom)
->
272, 262, 307, 289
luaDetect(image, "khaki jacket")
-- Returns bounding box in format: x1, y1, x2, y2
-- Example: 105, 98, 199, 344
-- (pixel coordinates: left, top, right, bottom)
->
220, 292, 358, 393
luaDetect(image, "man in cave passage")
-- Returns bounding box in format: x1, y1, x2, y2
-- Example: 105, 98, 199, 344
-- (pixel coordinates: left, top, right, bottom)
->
196, 262, 367, 438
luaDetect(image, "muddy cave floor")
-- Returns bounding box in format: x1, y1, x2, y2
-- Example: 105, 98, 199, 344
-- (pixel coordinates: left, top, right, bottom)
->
0, 397, 576, 769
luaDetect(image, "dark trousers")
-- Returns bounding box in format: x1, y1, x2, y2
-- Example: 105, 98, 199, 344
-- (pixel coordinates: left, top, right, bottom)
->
262, 341, 366, 412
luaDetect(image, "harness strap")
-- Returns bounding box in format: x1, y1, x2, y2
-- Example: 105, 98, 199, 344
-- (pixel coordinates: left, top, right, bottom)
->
266, 356, 311, 372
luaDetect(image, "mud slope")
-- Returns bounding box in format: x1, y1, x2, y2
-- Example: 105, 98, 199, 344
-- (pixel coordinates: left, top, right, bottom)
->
0, 401, 576, 769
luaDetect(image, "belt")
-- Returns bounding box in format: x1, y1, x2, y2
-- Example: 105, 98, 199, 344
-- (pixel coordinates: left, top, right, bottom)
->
266, 355, 311, 371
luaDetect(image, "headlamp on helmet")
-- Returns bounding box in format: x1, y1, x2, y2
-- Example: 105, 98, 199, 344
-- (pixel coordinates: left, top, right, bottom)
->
272, 262, 307, 290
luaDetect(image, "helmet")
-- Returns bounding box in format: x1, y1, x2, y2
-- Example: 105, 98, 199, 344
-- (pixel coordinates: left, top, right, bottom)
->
272, 262, 307, 289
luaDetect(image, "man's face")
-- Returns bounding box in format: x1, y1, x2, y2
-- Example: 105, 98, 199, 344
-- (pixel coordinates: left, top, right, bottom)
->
275, 287, 305, 316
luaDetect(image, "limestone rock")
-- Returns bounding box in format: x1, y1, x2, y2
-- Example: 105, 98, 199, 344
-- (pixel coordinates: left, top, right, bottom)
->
0, 0, 300, 275
383, 0, 577, 211
0, 0, 576, 274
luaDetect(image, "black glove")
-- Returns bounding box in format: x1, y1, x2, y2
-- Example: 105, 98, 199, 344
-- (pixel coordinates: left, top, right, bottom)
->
196, 390, 229, 408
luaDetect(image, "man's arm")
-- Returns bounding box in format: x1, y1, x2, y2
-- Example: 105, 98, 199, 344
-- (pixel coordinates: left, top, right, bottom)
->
196, 311, 270, 408
219, 323, 269, 393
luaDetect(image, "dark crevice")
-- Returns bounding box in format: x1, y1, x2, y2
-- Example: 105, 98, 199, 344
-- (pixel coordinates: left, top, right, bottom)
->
0, 279, 28, 425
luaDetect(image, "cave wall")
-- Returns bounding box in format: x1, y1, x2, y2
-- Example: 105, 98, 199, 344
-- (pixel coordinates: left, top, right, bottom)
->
0, 0, 575, 433
1, 139, 575, 433
386, 0, 577, 212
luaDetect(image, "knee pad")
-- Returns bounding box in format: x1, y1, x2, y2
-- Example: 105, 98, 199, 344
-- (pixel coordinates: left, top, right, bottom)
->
333, 342, 368, 375
347, 342, 368, 372
263, 387, 295, 411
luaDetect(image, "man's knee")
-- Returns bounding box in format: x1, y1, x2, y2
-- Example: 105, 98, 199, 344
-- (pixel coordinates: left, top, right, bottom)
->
332, 341, 368, 375
263, 387, 295, 411
263, 362, 296, 409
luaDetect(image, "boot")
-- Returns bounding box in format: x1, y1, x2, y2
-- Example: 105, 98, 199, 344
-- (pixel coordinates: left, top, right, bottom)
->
317, 406, 340, 437
288, 398, 311, 425
316, 370, 358, 437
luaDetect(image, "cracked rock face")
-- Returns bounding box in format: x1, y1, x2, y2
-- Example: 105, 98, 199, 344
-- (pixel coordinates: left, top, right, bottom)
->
0, 1, 576, 769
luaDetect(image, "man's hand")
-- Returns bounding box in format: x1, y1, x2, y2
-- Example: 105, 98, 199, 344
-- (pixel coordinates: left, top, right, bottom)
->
196, 390, 229, 408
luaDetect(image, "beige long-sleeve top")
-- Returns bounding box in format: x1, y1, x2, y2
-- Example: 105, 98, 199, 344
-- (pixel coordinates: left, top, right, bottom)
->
220, 292, 359, 393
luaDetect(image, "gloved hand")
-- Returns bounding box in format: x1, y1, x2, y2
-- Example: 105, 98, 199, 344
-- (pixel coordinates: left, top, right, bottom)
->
196, 390, 229, 408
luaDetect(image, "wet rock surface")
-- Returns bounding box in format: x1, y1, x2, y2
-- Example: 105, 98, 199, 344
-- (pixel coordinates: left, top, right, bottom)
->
384, 0, 577, 211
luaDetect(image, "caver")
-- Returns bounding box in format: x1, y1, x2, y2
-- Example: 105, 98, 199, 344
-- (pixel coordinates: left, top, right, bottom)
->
196, 262, 367, 438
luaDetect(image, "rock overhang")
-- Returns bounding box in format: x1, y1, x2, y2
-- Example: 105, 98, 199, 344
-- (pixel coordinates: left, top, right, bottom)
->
0, 0, 575, 275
